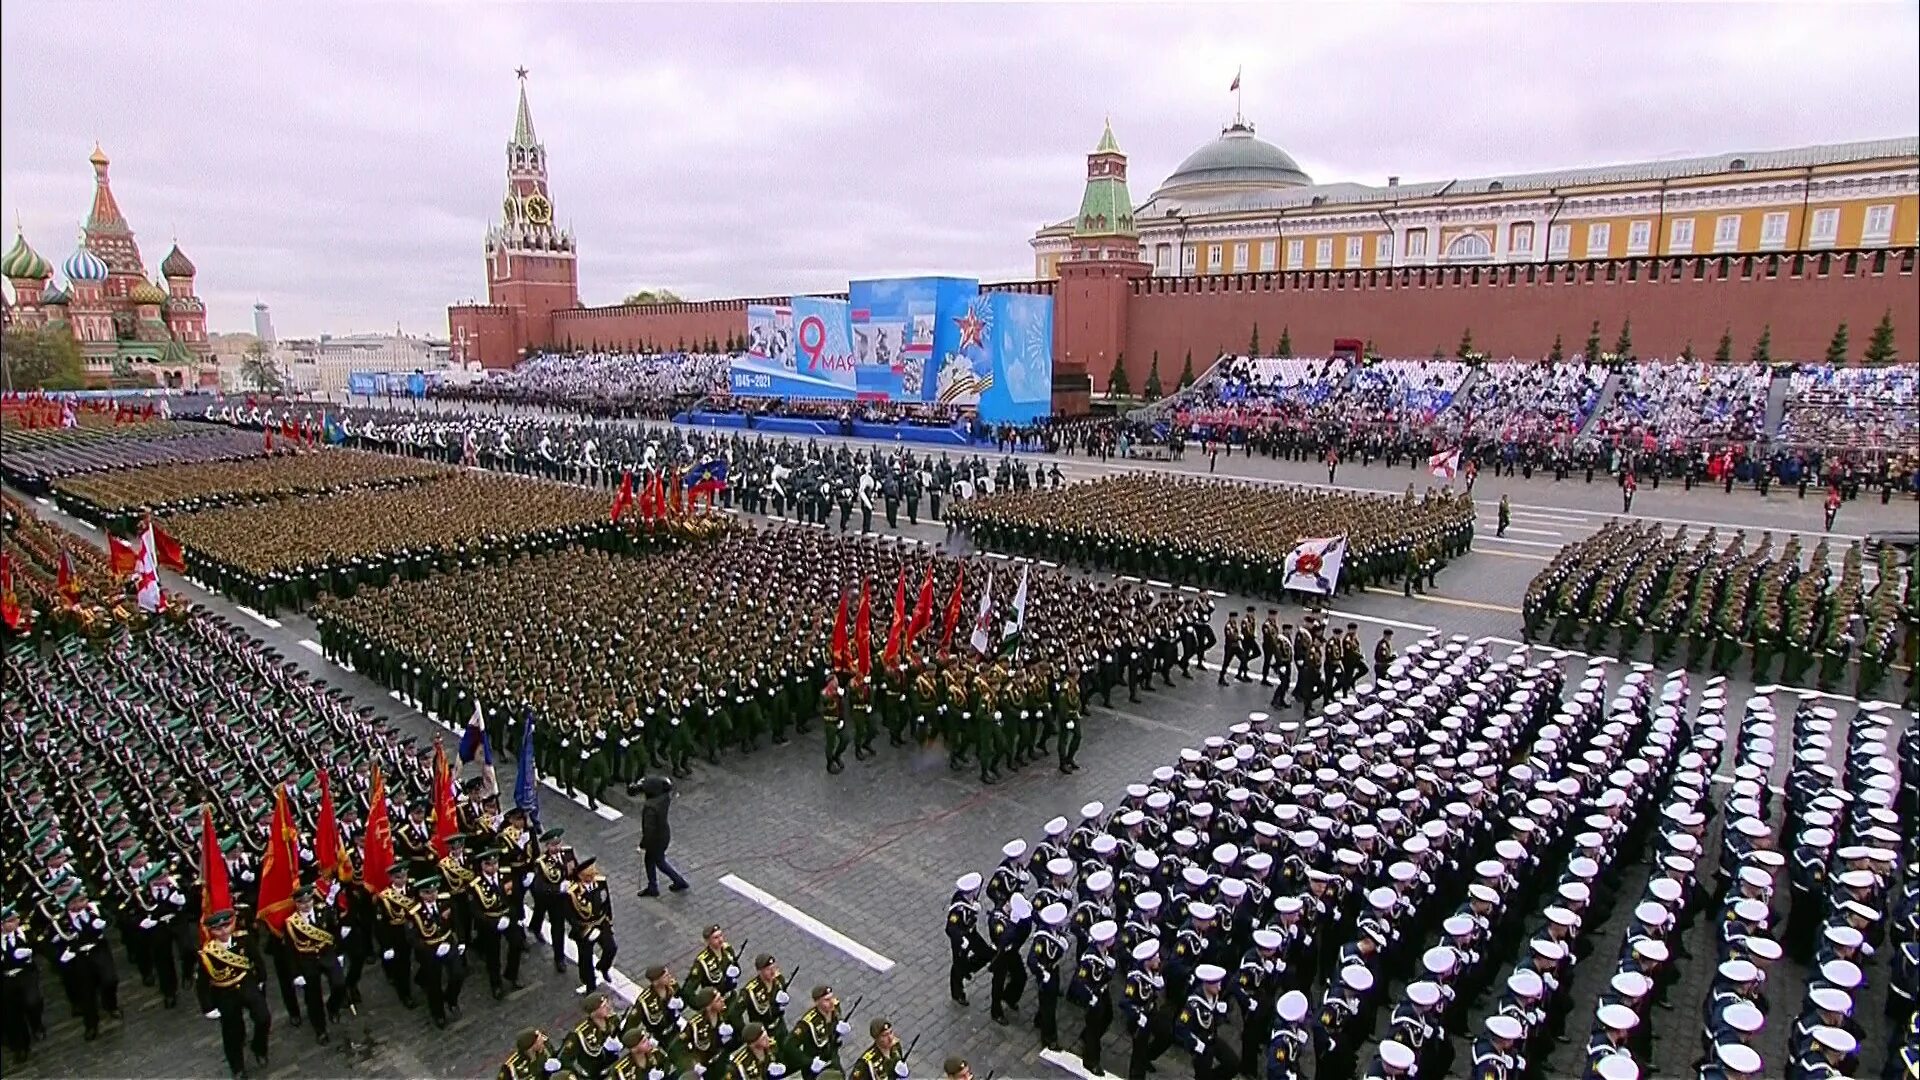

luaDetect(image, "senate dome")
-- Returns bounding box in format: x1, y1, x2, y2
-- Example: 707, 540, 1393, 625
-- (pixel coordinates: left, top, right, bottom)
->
1153, 120, 1313, 199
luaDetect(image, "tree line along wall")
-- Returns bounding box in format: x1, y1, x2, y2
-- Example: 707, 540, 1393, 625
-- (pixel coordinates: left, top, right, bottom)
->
1115, 248, 1918, 394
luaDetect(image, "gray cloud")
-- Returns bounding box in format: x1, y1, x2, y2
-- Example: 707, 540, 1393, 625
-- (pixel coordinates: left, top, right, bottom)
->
3, 2, 1914, 338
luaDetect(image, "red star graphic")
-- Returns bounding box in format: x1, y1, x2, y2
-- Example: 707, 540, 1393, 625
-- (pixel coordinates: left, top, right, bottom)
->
955, 309, 987, 351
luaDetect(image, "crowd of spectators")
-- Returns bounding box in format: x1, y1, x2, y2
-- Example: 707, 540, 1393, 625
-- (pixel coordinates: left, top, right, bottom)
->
1579, 360, 1772, 451
1440, 360, 1608, 446
434, 351, 731, 418
1778, 363, 1920, 451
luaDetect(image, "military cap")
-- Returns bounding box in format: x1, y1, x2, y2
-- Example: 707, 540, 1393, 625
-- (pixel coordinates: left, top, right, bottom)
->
540, 828, 565, 842
515, 1029, 542, 1053
943, 1058, 968, 1078
869, 1018, 892, 1038
583, 991, 607, 1013
754, 953, 776, 970
811, 985, 833, 1002
691, 987, 718, 1009
644, 964, 669, 981
740, 1022, 766, 1044
204, 908, 236, 929
413, 874, 442, 892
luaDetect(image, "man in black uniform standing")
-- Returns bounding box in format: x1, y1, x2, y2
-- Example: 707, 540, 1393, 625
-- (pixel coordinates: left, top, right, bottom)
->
201, 909, 271, 1078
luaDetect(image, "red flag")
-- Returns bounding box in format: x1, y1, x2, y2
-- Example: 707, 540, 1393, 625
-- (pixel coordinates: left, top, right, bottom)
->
610, 471, 635, 521
430, 742, 458, 859
198, 805, 230, 942
939, 566, 967, 658
256, 787, 299, 934
667, 470, 682, 516
265, 428, 275, 453
882, 569, 907, 667
0, 553, 23, 632
830, 592, 850, 671
853, 579, 872, 679
56, 549, 80, 603
315, 768, 346, 885
151, 522, 186, 572
360, 765, 394, 895
282, 417, 298, 440
108, 533, 138, 577
907, 566, 935, 644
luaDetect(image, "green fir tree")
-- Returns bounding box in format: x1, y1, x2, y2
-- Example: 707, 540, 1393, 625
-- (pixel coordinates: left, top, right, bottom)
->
1178, 350, 1196, 389
1863, 309, 1898, 364
1143, 351, 1164, 400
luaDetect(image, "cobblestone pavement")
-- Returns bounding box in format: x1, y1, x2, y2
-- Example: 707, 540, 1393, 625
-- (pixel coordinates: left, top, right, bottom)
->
8, 429, 1912, 1079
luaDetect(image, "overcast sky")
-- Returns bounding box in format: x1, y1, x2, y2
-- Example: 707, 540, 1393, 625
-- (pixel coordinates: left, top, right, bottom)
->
3, 3, 1915, 338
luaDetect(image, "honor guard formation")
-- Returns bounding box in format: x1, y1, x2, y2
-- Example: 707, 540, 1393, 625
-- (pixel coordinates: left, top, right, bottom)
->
2, 380, 1916, 1080
944, 637, 1920, 1080
1525, 521, 1917, 707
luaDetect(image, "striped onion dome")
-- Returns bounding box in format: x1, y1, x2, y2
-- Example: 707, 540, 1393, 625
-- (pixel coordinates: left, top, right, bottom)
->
3, 229, 51, 280
63, 242, 108, 283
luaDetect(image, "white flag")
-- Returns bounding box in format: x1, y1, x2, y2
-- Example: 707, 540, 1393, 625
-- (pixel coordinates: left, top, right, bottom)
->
970, 568, 995, 656
1428, 448, 1461, 480
1001, 565, 1030, 652
133, 520, 163, 612
1281, 535, 1347, 597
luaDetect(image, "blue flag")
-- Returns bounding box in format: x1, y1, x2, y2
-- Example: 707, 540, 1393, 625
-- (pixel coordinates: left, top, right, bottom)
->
513, 712, 540, 830
457, 699, 494, 766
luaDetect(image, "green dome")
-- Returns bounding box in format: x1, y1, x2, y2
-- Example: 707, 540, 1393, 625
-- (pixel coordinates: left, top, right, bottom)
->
41, 283, 69, 306
129, 278, 169, 306
1155, 121, 1312, 197
3, 229, 50, 281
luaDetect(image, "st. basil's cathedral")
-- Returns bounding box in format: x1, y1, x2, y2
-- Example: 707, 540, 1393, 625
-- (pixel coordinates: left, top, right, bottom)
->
2, 145, 213, 387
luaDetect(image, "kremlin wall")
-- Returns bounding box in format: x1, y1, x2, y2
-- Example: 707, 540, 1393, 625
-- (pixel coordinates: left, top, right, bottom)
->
451, 78, 1920, 412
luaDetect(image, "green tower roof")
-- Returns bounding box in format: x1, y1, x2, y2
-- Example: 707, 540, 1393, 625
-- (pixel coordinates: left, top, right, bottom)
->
1072, 121, 1136, 239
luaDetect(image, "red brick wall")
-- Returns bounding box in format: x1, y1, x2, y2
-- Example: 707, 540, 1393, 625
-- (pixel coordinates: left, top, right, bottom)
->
550, 298, 784, 352
447, 304, 522, 369
1113, 249, 1919, 393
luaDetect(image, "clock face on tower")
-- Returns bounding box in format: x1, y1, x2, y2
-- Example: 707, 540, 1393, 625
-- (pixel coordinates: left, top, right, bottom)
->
526, 194, 552, 225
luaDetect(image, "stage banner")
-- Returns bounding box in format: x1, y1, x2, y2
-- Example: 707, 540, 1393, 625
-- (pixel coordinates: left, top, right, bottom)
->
744, 304, 794, 368
347, 372, 378, 396
849, 277, 977, 402
729, 296, 855, 398
980, 293, 1054, 424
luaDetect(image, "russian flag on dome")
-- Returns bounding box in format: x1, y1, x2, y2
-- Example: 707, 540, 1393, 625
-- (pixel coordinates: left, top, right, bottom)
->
1282, 535, 1347, 597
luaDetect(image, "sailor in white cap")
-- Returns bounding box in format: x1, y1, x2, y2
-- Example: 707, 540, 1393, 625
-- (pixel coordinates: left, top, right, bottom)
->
986, 891, 1034, 1024
1120, 938, 1171, 1078
1704, 999, 1764, 1066
1067, 920, 1118, 1075
1233, 928, 1286, 1069
1028, 816, 1071, 879
1176, 962, 1238, 1079
1365, 1038, 1417, 1078
1585, 1002, 1639, 1073
1313, 966, 1373, 1080
1072, 871, 1116, 945
1066, 803, 1105, 863
947, 873, 991, 1005
987, 839, 1030, 908
1798, 1023, 1860, 1077
1120, 892, 1162, 958
1596, 969, 1654, 1061
1035, 857, 1076, 913
1788, 986, 1857, 1065
1712, 1041, 1764, 1080
1267, 989, 1312, 1080
1389, 981, 1452, 1077
1474, 1013, 1525, 1080
1026, 903, 1071, 1051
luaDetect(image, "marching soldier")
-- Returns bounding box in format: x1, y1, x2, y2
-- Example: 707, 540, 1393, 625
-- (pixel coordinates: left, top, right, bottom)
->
1176, 963, 1239, 1080
286, 885, 349, 1044
1069, 920, 1119, 1077
725, 1022, 781, 1080
1028, 902, 1072, 1052
988, 894, 1033, 1024
563, 991, 626, 1080
568, 860, 618, 993
789, 984, 852, 1079
409, 872, 468, 1029
946, 873, 989, 1006
201, 909, 272, 1079
471, 846, 528, 998
49, 882, 120, 1041
732, 953, 791, 1035
530, 829, 576, 974
847, 1018, 909, 1080
373, 859, 419, 1007
1122, 939, 1172, 1080
499, 1028, 563, 1080
1, 905, 48, 1063
686, 923, 743, 997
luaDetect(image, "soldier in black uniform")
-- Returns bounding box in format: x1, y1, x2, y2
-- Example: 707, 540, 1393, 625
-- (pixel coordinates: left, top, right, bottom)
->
49, 882, 120, 1041
471, 846, 528, 998
568, 860, 617, 993
409, 872, 467, 1028
1259, 611, 1283, 686
286, 885, 348, 1044
1069, 920, 1119, 1077
988, 894, 1033, 1024
200, 908, 271, 1079
2, 904, 49, 1063
133, 862, 192, 1008
946, 873, 989, 1005
1122, 939, 1172, 1080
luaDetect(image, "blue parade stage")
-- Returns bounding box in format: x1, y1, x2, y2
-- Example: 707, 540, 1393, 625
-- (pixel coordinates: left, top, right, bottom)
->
676, 410, 977, 447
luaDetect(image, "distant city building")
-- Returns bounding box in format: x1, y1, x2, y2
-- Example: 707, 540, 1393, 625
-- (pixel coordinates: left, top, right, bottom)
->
1, 145, 214, 388
253, 302, 275, 344
273, 332, 455, 396
1030, 117, 1919, 277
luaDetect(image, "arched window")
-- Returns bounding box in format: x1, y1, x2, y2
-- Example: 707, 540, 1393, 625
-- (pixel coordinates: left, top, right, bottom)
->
1446, 232, 1493, 261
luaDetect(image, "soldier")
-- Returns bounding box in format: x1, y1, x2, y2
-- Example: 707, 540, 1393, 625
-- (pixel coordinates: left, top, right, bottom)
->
1176, 963, 1238, 1080
409, 872, 467, 1028
1122, 938, 1172, 1080
568, 860, 618, 993
687, 923, 744, 997
133, 861, 192, 1009
1068, 920, 1119, 1077
1267, 990, 1312, 1080
732, 953, 791, 1036
847, 1018, 909, 1080
821, 672, 849, 775
471, 846, 527, 998
49, 882, 120, 1041
988, 893, 1033, 1024
789, 985, 852, 1079
373, 858, 419, 1006
1497, 494, 1511, 538
1, 905, 47, 1063
1259, 610, 1283, 686
201, 909, 271, 1079
946, 873, 989, 1006
681, 987, 728, 1075
563, 991, 626, 1080
499, 1028, 563, 1080
286, 885, 348, 1044
530, 829, 576, 974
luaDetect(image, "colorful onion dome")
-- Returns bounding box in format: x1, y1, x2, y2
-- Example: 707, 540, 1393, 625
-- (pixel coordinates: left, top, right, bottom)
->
160, 243, 195, 279
3, 229, 51, 280
129, 278, 168, 305
41, 283, 69, 305
63, 241, 108, 283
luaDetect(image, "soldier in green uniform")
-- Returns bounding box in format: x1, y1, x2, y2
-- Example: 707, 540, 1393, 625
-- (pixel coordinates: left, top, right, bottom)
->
788, 985, 851, 1080
562, 992, 625, 1080
685, 924, 742, 996
820, 673, 848, 775
847, 1019, 908, 1080
731, 954, 792, 1047
499, 1028, 563, 1080
724, 1023, 780, 1080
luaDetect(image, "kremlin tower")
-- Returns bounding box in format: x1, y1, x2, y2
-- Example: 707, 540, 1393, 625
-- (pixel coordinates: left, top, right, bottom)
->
448, 69, 580, 369
1050, 120, 1150, 410
2, 145, 211, 386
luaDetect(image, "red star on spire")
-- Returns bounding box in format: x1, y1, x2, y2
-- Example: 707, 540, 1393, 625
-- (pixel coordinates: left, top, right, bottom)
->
955, 309, 986, 351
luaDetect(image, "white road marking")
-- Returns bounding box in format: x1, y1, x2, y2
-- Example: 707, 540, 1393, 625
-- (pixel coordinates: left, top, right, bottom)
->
1039, 1049, 1104, 1080
539, 776, 625, 821
985, 551, 1010, 560
76, 520, 98, 531
1325, 608, 1437, 633
235, 605, 282, 628
1147, 579, 1174, 589
716, 873, 897, 972
1509, 510, 1591, 525
1492, 525, 1562, 537
1178, 584, 1201, 593
1479, 535, 1563, 549
34, 497, 49, 506
1482, 549, 1553, 562
297, 639, 324, 656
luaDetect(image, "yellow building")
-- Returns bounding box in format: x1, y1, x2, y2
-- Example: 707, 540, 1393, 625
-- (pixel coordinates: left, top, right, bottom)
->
1031, 119, 1919, 278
